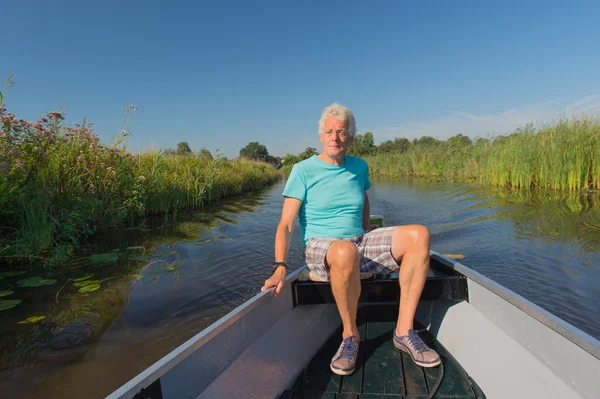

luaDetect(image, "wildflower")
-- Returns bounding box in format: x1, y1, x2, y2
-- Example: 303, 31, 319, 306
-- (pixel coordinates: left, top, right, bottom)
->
14, 160, 24, 168
47, 111, 64, 121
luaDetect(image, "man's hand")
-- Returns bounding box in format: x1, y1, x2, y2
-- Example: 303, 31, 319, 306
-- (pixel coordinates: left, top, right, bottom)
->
260, 266, 287, 297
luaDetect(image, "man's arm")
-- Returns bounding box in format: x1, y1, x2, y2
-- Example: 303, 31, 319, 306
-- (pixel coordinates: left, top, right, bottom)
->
362, 191, 370, 230
274, 196, 302, 265
261, 196, 302, 296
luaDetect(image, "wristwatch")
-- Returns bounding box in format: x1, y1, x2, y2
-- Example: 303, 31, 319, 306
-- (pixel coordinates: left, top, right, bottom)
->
272, 262, 288, 273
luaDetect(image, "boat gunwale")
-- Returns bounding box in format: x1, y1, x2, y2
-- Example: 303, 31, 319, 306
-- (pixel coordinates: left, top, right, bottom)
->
105, 267, 304, 399
431, 250, 600, 360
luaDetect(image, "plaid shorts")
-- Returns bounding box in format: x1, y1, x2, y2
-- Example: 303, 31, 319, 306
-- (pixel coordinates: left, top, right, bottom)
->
303, 226, 399, 281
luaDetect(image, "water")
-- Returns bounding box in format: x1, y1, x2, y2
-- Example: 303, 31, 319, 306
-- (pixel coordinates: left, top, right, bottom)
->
1, 178, 599, 398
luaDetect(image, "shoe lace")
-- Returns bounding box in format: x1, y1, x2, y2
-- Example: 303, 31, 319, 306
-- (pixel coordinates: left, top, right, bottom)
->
407, 330, 428, 353
340, 337, 358, 359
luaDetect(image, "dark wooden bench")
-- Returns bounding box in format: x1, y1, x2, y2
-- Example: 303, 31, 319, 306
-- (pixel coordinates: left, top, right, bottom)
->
292, 257, 468, 306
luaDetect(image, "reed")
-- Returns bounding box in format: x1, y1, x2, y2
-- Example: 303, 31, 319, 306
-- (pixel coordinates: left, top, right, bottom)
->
0, 107, 278, 264
364, 115, 600, 191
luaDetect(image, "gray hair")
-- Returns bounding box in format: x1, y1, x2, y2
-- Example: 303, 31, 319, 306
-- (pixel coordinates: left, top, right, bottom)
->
318, 102, 357, 138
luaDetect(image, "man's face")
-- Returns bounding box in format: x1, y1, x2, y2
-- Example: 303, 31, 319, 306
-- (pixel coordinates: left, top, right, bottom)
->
320, 116, 352, 159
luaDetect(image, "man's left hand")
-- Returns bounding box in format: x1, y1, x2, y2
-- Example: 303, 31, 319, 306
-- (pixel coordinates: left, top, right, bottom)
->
260, 267, 287, 297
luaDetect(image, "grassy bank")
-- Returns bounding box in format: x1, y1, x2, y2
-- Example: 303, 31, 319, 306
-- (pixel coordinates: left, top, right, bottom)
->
363, 116, 600, 191
0, 107, 278, 264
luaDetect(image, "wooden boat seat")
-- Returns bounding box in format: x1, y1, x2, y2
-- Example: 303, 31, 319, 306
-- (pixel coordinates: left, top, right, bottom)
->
293, 257, 468, 305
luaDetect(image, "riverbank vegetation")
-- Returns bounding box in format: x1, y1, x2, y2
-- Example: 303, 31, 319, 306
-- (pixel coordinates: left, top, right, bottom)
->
0, 106, 278, 264
283, 115, 600, 192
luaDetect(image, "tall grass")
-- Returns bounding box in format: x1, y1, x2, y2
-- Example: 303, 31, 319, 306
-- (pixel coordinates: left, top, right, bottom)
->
0, 106, 278, 263
365, 116, 600, 191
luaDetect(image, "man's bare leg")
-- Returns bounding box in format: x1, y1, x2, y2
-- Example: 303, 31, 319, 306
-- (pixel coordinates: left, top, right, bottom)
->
391, 225, 431, 336
326, 240, 361, 340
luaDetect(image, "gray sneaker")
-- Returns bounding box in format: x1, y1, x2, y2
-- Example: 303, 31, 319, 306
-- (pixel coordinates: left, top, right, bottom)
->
393, 330, 441, 368
330, 336, 359, 376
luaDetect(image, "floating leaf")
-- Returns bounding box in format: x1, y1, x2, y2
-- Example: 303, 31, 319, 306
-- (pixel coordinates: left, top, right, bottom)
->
0, 299, 22, 311
197, 239, 211, 244
0, 290, 15, 297
0, 270, 27, 278
165, 261, 182, 272
72, 274, 95, 282
18, 277, 57, 287
128, 274, 143, 280
78, 284, 101, 293
18, 315, 46, 324
90, 253, 118, 264
127, 246, 145, 252
73, 279, 101, 287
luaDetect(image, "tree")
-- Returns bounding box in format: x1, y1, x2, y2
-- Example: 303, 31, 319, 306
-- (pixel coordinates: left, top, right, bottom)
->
283, 153, 301, 166
299, 147, 318, 160
177, 142, 192, 156
198, 148, 213, 160
348, 132, 376, 157
446, 134, 472, 147
378, 137, 411, 153
413, 136, 441, 147
239, 142, 269, 161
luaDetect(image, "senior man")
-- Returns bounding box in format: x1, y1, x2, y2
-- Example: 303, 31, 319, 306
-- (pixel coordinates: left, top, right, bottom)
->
261, 102, 440, 376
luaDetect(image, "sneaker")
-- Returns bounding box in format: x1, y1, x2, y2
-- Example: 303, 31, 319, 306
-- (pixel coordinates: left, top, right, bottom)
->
393, 330, 441, 368
330, 336, 359, 375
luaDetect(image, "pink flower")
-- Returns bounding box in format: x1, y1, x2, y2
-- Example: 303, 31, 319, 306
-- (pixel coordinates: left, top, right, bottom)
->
47, 111, 64, 121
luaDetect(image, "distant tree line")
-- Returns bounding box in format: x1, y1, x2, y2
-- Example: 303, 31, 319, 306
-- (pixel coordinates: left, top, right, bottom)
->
163, 142, 215, 160
277, 132, 478, 167
239, 142, 281, 165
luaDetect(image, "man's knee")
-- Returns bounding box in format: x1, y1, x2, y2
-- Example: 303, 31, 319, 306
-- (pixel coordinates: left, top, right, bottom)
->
326, 240, 359, 270
412, 224, 430, 245
394, 224, 430, 245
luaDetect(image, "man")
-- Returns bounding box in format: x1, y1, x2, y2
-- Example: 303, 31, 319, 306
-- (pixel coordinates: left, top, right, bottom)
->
261, 102, 440, 376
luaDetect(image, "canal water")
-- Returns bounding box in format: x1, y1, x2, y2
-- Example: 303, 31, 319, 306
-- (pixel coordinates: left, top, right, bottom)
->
1, 178, 599, 398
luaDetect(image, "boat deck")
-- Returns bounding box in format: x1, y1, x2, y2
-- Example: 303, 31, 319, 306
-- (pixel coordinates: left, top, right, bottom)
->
281, 304, 485, 399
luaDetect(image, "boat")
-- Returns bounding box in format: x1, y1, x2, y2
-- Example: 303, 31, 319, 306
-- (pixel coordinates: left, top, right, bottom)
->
106, 217, 600, 399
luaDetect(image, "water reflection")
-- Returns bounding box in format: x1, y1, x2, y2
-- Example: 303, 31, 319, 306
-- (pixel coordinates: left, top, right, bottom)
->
0, 190, 274, 399
1, 180, 599, 399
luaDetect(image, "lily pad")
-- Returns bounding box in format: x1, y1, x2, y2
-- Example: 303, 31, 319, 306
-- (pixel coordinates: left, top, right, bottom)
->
72, 274, 95, 282
0, 270, 28, 278
0, 290, 15, 297
73, 279, 101, 287
0, 299, 22, 311
90, 253, 118, 264
18, 315, 46, 324
78, 284, 101, 293
17, 277, 57, 287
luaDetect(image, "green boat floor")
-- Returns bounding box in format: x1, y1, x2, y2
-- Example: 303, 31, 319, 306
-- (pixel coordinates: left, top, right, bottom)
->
282, 305, 484, 399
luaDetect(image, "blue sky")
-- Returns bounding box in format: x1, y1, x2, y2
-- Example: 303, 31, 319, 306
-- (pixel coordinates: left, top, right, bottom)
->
2, 0, 599, 158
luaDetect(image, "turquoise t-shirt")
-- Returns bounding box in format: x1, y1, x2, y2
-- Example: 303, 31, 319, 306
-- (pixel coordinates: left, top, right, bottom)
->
282, 155, 371, 246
